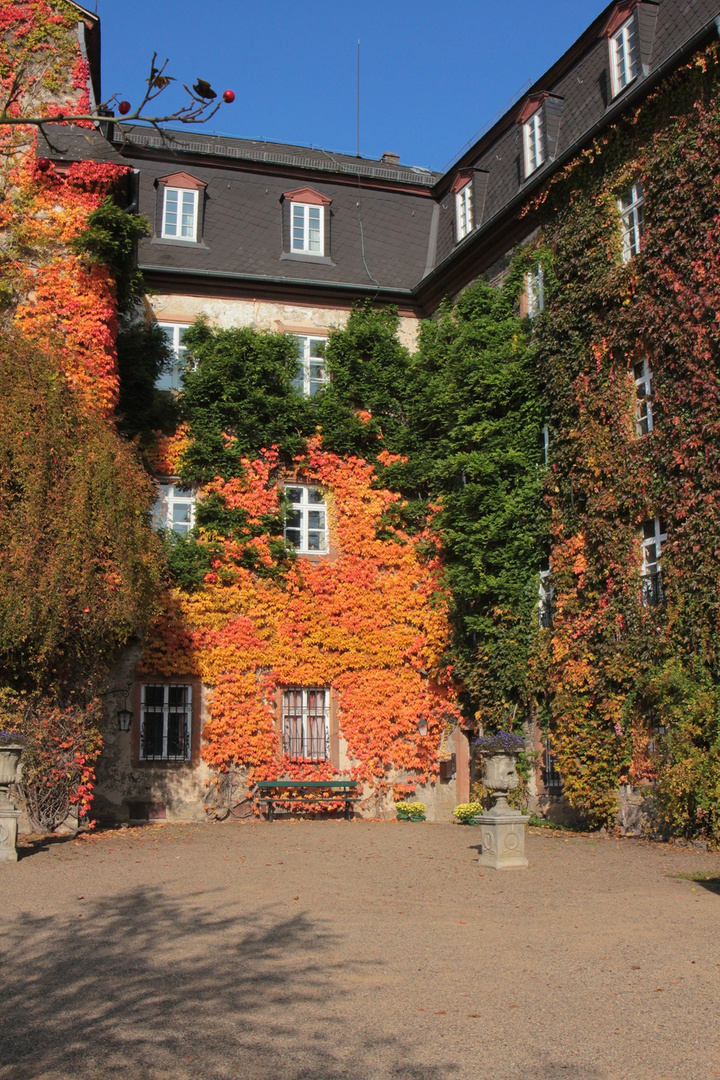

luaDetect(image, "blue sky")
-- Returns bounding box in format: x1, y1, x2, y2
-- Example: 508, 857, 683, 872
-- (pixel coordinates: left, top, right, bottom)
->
97, 0, 606, 172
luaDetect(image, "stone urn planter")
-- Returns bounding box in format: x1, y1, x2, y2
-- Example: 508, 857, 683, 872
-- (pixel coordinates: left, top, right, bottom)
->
475, 732, 529, 870
0, 736, 25, 863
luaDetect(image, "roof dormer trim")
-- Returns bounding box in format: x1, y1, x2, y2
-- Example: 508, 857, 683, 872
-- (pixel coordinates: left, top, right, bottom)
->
601, 0, 642, 39
449, 169, 475, 195
516, 92, 551, 125
155, 171, 207, 191
281, 186, 333, 206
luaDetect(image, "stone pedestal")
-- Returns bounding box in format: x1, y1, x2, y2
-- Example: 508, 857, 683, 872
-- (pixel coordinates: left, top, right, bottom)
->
0, 745, 24, 862
478, 796, 529, 870
0, 802, 21, 862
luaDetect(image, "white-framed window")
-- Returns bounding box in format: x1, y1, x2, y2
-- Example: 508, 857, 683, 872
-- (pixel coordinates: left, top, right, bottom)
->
641, 516, 666, 607
157, 323, 190, 391
291, 335, 328, 396
283, 485, 328, 555
456, 182, 473, 241
153, 480, 196, 537
281, 687, 330, 759
140, 683, 192, 761
618, 182, 644, 263
610, 15, 638, 97
161, 187, 198, 242
633, 358, 653, 436
523, 111, 545, 176
526, 263, 545, 317
291, 202, 324, 255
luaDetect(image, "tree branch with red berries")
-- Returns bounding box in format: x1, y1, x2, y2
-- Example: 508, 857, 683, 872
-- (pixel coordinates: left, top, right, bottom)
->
0, 52, 235, 130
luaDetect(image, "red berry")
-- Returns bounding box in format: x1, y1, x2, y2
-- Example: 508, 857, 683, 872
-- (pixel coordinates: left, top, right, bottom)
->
36, 157, 51, 172
118, 100, 131, 115
222, 89, 235, 104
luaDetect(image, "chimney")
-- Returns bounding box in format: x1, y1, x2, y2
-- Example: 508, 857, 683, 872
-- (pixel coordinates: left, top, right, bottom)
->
381, 152, 400, 166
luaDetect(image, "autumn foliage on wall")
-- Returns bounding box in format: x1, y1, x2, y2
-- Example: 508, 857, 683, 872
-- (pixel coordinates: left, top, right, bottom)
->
0, 0, 164, 824
141, 437, 461, 802
528, 44, 720, 835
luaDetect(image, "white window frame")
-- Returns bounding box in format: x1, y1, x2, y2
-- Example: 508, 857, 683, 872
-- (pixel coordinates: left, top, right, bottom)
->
161, 186, 198, 242
610, 15, 639, 97
291, 335, 328, 397
157, 323, 190, 391
456, 182, 473, 241
281, 687, 330, 760
526, 263, 545, 318
633, 358, 653, 436
291, 202, 324, 256
140, 683, 192, 761
153, 479, 196, 537
618, 182, 645, 263
640, 516, 666, 606
283, 484, 328, 555
523, 111, 545, 177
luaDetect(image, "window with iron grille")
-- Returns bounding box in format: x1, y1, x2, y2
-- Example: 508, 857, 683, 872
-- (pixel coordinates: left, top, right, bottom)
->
284, 485, 328, 554
140, 684, 192, 761
152, 479, 196, 537
523, 111, 545, 176
156, 323, 190, 391
610, 15, 638, 97
641, 516, 666, 607
618, 182, 644, 263
543, 743, 563, 790
161, 187, 198, 242
633, 358, 653, 436
291, 336, 328, 397
282, 688, 330, 759
456, 182, 473, 241
292, 203, 324, 255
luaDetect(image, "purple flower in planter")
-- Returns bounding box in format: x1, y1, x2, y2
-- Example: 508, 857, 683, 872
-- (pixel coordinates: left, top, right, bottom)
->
474, 731, 525, 755
0, 730, 27, 746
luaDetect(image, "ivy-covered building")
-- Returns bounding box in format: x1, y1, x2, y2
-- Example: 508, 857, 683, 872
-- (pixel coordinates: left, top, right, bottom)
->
15, 0, 720, 836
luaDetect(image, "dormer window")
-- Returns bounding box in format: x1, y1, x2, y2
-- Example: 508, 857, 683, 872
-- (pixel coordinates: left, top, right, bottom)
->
281, 187, 332, 261
524, 111, 545, 176
292, 203, 323, 255
517, 93, 563, 181
162, 188, 197, 241
610, 15, 639, 95
456, 183, 473, 241
155, 172, 207, 244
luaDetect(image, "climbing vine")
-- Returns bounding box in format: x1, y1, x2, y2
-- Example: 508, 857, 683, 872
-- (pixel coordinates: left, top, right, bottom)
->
528, 43, 720, 834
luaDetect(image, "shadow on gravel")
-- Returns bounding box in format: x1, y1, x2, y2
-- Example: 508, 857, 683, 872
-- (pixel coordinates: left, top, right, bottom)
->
0, 885, 454, 1080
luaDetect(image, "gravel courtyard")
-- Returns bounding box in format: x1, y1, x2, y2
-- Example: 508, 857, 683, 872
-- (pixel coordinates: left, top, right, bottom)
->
1, 820, 718, 1080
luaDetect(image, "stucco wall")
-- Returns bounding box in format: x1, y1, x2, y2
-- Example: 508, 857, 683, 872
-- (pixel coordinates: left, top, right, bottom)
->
147, 294, 421, 351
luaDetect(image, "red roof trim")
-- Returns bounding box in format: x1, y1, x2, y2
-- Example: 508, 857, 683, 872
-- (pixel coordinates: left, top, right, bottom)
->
449, 169, 474, 195
516, 92, 549, 125
155, 171, 207, 191
601, 1, 641, 39
281, 186, 333, 206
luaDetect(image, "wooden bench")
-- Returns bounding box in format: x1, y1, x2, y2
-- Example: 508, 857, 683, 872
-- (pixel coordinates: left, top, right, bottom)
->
254, 780, 359, 821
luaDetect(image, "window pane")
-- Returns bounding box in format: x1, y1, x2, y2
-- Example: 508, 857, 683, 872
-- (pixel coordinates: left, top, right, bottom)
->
307, 531, 323, 551
307, 511, 324, 530
145, 685, 165, 707
286, 510, 302, 530
285, 529, 301, 548
143, 712, 164, 757
286, 488, 303, 505
308, 488, 324, 504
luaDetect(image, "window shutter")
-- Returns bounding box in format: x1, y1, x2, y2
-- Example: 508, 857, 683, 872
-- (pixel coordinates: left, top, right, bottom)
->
543, 96, 564, 163
636, 3, 660, 76
470, 170, 489, 229
329, 692, 340, 769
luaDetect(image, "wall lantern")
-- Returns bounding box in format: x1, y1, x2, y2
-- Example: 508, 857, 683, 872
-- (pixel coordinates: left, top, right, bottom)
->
417, 719, 428, 737
117, 706, 133, 732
